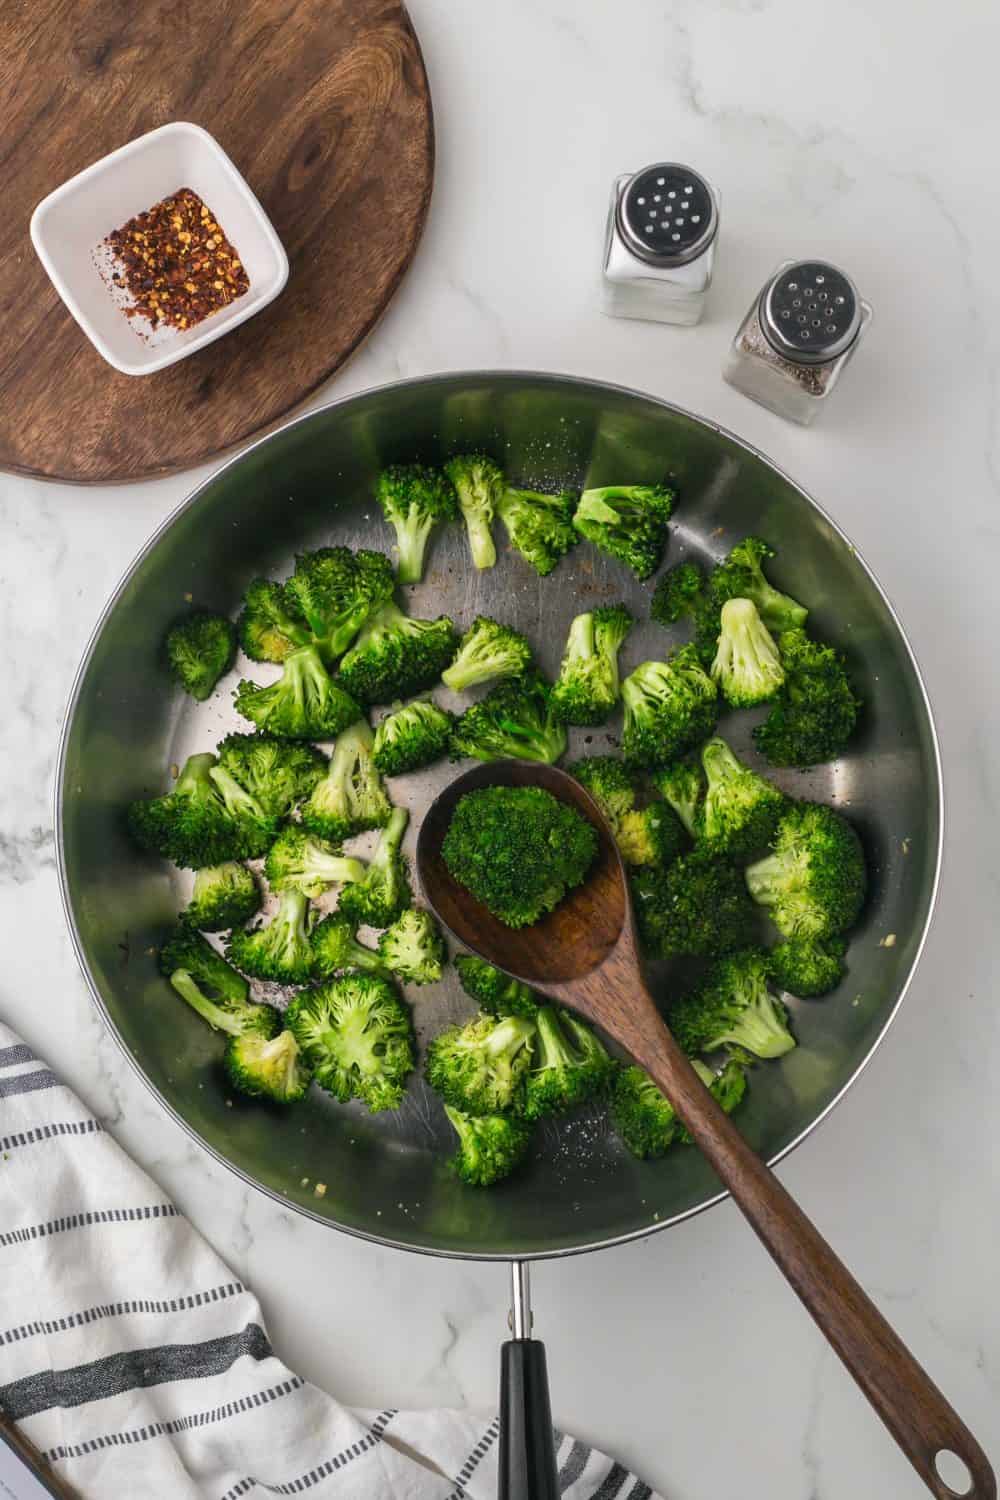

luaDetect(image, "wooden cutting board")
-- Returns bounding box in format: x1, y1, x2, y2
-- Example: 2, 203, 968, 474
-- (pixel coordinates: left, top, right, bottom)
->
0, 0, 433, 484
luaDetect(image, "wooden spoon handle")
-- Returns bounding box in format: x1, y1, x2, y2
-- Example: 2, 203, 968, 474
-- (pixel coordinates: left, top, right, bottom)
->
629, 1010, 996, 1500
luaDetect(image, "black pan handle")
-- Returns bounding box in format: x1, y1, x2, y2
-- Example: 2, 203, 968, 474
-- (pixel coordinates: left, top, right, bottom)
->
498, 1263, 558, 1500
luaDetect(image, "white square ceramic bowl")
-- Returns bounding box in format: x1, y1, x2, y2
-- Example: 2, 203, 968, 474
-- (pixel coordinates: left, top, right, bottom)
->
29, 122, 289, 376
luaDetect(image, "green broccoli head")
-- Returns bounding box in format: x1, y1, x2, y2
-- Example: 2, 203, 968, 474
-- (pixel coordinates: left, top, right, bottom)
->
523, 1006, 614, 1121
375, 464, 458, 584
709, 537, 808, 632
372, 700, 455, 777
654, 756, 705, 838
238, 578, 313, 663
496, 486, 578, 576
616, 803, 687, 868
441, 616, 533, 692
426, 1012, 536, 1115
572, 484, 675, 580
568, 755, 637, 829
286, 973, 415, 1111
215, 733, 327, 820
676, 1059, 749, 1144
698, 737, 787, 857
263, 825, 366, 899
300, 720, 390, 842
338, 602, 459, 707
159, 928, 281, 1038
234, 645, 362, 739
668, 948, 796, 1060
768, 933, 848, 998
632, 847, 756, 958
377, 908, 445, 985
650, 561, 705, 627
746, 801, 866, 939
444, 453, 504, 570
449, 671, 567, 765
281, 546, 395, 660
203, 764, 281, 857
621, 645, 718, 769
610, 1065, 679, 1158
165, 611, 236, 700
181, 862, 261, 932
444, 1106, 533, 1187
710, 598, 785, 708
454, 954, 540, 1019
754, 629, 861, 768
223, 1029, 312, 1102
309, 911, 387, 979
337, 805, 411, 928
441, 785, 597, 929
226, 888, 316, 984
128, 753, 268, 870
550, 604, 632, 726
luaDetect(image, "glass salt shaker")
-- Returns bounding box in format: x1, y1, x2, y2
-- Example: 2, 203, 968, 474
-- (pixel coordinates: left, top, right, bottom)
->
723, 260, 872, 425
602, 162, 719, 326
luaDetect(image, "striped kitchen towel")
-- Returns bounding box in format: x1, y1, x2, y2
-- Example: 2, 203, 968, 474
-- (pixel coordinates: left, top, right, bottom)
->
0, 1024, 660, 1500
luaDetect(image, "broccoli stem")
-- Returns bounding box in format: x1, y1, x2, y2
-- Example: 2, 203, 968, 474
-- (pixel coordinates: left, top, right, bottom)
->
169, 970, 248, 1036
394, 511, 435, 585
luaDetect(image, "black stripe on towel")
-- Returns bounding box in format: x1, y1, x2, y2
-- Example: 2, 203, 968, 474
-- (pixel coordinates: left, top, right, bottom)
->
0, 1117, 103, 1157
0, 1202, 177, 1248
590, 1462, 630, 1499
0, 1322, 271, 1420
0, 1044, 35, 1069
219, 1408, 398, 1500
443, 1416, 501, 1500
1, 1281, 246, 1346
0, 1069, 60, 1100
560, 1438, 592, 1489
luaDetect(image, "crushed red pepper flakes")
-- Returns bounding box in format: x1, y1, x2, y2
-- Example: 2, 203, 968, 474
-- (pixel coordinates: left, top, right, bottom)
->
106, 187, 249, 332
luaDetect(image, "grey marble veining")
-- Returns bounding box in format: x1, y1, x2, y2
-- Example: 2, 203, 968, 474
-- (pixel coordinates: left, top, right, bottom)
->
2, 1, 999, 1493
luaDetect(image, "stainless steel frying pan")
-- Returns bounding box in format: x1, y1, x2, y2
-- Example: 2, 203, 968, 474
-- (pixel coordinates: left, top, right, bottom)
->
56, 371, 944, 1484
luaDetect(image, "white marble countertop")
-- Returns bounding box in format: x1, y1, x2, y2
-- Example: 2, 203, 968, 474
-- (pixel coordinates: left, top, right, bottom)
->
4, 1, 999, 1493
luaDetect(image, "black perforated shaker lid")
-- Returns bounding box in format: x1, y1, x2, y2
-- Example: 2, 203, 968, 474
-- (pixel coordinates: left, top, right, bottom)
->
759, 261, 863, 364
616, 163, 718, 267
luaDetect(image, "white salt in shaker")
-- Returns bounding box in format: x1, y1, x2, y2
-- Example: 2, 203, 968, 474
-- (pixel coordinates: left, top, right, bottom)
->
601, 162, 719, 326
723, 260, 872, 425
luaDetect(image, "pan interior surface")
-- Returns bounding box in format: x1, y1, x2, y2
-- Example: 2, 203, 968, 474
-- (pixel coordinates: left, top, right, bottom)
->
57, 373, 941, 1259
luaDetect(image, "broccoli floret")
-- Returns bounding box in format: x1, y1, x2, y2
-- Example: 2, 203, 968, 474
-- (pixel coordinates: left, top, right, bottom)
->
234, 645, 362, 740
444, 454, 503, 570
159, 928, 280, 1037
441, 785, 597, 929
223, 1029, 312, 1102
378, 908, 445, 985
550, 605, 632, 726
310, 912, 387, 978
238, 578, 313, 663
746, 802, 866, 939
338, 601, 459, 707
454, 954, 540, 1019
281, 547, 395, 660
215, 733, 327, 820
128, 753, 268, 869
441, 616, 533, 692
227, 888, 316, 984
449, 671, 567, 764
496, 486, 578, 575
709, 537, 808, 633
621, 645, 718, 769
165, 611, 236, 700
444, 1106, 532, 1187
611, 1058, 747, 1158
181, 862, 261, 932
754, 629, 861, 768
769, 933, 848, 998
699, 737, 786, 857
617, 804, 686, 868
568, 755, 636, 825
572, 483, 675, 580
425, 1013, 536, 1115
375, 463, 458, 584
372, 700, 455, 777
204, 763, 281, 855
676, 1059, 749, 1144
523, 1006, 614, 1121
300, 720, 390, 841
710, 598, 784, 709
668, 948, 796, 1059
264, 825, 366, 898
654, 756, 704, 838
632, 847, 756, 958
338, 805, 411, 928
650, 561, 705, 627
286, 973, 414, 1111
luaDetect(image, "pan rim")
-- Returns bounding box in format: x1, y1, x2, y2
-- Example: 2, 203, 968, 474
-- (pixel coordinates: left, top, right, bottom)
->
54, 368, 945, 1262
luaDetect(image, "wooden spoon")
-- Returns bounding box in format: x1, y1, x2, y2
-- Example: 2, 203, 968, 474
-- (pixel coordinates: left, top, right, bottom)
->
417, 759, 996, 1500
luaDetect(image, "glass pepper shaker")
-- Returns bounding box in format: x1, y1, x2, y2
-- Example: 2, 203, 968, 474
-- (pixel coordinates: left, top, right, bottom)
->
723, 260, 872, 425
602, 162, 720, 326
